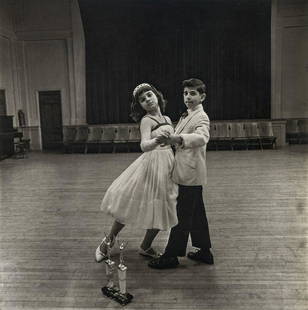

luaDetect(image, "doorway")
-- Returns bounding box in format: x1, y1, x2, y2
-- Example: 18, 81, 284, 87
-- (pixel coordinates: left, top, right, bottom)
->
39, 91, 63, 150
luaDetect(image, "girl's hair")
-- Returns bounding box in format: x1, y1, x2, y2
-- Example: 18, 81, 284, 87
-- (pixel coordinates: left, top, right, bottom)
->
130, 84, 167, 122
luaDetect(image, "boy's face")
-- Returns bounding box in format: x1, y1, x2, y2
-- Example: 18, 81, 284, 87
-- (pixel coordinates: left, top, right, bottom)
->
183, 86, 206, 110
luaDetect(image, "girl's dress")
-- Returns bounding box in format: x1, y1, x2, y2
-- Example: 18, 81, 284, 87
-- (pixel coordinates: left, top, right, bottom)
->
100, 116, 178, 230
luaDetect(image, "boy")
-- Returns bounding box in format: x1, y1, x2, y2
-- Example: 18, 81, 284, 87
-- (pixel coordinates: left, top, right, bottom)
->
149, 78, 213, 269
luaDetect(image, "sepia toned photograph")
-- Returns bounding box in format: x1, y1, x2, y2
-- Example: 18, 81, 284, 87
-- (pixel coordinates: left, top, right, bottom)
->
0, 0, 307, 309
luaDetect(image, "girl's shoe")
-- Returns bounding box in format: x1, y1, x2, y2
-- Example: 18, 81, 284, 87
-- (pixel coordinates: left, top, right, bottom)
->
139, 247, 161, 259
95, 237, 115, 263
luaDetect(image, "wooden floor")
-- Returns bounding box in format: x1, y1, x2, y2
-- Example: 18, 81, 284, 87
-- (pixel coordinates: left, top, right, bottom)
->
0, 145, 307, 310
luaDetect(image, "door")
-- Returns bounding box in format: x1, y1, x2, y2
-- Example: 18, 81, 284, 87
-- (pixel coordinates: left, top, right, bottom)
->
39, 91, 63, 150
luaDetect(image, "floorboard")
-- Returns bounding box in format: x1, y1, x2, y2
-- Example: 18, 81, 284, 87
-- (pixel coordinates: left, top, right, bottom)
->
0, 145, 307, 309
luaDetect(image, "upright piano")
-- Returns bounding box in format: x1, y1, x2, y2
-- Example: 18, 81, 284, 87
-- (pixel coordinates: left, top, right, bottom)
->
0, 115, 17, 160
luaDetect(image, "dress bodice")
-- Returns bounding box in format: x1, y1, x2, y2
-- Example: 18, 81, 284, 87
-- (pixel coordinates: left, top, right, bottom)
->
151, 123, 174, 139
144, 116, 174, 150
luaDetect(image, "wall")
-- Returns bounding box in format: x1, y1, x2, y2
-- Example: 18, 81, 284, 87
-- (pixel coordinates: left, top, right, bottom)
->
71, 0, 86, 125
0, 0, 17, 118
272, 0, 308, 119
1, 0, 306, 150
0, 0, 86, 150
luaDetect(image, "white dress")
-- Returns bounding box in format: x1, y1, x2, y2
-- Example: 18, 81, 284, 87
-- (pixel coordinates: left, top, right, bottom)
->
100, 118, 178, 230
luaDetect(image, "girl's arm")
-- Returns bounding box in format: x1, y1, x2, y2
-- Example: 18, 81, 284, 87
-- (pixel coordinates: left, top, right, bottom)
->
139, 117, 159, 152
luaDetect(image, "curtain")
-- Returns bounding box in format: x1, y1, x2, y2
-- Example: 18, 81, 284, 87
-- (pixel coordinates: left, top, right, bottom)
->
79, 0, 271, 124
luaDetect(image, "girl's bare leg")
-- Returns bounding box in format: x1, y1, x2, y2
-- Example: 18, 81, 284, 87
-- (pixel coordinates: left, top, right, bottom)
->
100, 220, 125, 252
140, 229, 160, 250
108, 220, 125, 241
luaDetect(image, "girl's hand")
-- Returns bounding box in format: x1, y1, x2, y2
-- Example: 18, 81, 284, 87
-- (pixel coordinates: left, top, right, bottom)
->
155, 134, 169, 144
161, 129, 171, 137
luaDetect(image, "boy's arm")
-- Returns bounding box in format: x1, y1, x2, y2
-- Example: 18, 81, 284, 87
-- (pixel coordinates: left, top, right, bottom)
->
181, 117, 210, 148
167, 116, 210, 149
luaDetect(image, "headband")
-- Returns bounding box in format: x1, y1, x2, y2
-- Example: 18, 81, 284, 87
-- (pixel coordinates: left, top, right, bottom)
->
133, 83, 151, 97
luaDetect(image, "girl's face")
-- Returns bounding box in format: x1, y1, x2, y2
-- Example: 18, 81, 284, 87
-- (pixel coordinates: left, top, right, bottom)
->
138, 90, 159, 112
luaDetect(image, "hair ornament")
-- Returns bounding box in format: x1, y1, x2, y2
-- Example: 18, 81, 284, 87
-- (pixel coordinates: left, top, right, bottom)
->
133, 83, 151, 97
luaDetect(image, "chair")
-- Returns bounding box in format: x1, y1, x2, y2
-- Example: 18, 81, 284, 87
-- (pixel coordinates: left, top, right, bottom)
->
128, 125, 141, 152
113, 125, 130, 152
298, 119, 308, 144
215, 122, 232, 150
286, 119, 299, 144
72, 126, 88, 153
13, 132, 30, 159
100, 126, 115, 152
128, 125, 140, 142
208, 123, 217, 150
229, 122, 247, 150
244, 122, 262, 150
258, 121, 277, 149
85, 127, 101, 153
63, 127, 76, 153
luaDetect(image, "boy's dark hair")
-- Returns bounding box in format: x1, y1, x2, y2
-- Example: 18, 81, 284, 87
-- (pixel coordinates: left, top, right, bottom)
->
130, 84, 167, 122
182, 78, 206, 94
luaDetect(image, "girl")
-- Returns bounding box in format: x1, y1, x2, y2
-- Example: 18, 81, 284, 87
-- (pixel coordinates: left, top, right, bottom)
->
95, 83, 178, 262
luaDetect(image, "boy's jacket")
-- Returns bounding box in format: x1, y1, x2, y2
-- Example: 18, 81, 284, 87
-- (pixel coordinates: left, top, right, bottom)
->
172, 104, 210, 186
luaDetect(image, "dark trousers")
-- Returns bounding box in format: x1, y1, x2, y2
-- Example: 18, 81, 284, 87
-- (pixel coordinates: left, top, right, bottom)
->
164, 185, 212, 257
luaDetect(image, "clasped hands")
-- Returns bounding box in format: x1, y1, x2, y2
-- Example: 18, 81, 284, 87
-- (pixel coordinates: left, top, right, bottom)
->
155, 131, 181, 146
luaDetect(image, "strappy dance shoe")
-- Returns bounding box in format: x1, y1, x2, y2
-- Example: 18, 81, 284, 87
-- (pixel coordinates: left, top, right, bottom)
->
95, 236, 115, 263
138, 247, 162, 259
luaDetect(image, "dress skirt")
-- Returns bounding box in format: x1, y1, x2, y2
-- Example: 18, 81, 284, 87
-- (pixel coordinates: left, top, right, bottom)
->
100, 147, 178, 230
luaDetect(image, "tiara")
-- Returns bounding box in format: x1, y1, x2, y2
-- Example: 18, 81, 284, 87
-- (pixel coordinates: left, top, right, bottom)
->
133, 83, 151, 97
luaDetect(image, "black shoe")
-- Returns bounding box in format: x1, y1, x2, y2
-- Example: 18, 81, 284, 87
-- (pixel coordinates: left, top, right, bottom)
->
187, 249, 214, 265
148, 255, 179, 269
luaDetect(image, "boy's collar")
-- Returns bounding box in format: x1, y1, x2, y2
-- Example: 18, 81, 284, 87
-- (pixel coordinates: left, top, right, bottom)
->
187, 104, 203, 114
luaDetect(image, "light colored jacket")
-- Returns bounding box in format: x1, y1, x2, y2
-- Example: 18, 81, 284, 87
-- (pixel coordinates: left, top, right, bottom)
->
172, 104, 210, 186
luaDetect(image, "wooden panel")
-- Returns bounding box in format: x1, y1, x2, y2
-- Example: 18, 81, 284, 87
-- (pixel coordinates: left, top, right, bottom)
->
15, 0, 71, 32
24, 40, 70, 125
281, 26, 308, 118
0, 36, 14, 115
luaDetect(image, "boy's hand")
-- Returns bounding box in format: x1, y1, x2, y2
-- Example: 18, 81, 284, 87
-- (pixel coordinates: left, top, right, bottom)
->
166, 134, 182, 145
157, 134, 182, 146
155, 131, 170, 145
